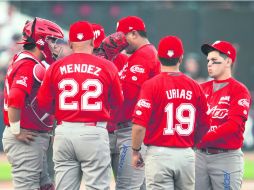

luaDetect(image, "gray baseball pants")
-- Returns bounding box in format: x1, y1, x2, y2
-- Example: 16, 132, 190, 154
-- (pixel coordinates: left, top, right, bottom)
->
2, 127, 52, 190
145, 146, 195, 190
53, 122, 111, 190
195, 149, 243, 190
114, 127, 146, 190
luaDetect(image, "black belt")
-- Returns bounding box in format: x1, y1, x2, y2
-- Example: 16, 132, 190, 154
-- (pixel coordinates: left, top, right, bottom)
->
117, 121, 132, 130
200, 148, 228, 155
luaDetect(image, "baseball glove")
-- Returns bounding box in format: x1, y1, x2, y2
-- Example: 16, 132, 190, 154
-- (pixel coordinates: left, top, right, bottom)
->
100, 32, 128, 61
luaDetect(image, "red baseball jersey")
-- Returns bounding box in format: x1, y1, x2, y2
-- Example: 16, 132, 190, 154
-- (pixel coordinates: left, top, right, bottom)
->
113, 53, 128, 71
113, 44, 160, 124
132, 72, 210, 147
198, 78, 251, 149
3, 51, 54, 132
37, 53, 124, 122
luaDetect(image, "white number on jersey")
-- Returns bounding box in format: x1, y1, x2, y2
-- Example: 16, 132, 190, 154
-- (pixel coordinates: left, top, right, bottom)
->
59, 79, 103, 111
164, 103, 196, 136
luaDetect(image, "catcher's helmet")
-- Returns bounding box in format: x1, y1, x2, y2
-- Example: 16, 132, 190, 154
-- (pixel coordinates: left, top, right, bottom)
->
19, 17, 64, 64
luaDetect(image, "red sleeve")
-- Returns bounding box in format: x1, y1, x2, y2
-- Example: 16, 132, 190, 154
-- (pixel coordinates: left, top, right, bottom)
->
194, 87, 210, 145
11, 60, 35, 94
149, 59, 161, 78
8, 88, 26, 108
132, 81, 153, 127
113, 53, 128, 71
108, 72, 124, 110
202, 90, 251, 142
37, 65, 55, 113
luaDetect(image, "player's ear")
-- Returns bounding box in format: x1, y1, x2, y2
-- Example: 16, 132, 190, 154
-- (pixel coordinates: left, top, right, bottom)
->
226, 57, 232, 68
68, 40, 73, 49
179, 55, 184, 64
90, 39, 94, 47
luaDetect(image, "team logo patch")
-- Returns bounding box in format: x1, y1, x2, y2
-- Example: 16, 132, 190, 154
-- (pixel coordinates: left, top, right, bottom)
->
207, 105, 228, 119
136, 110, 142, 116
130, 65, 145, 74
167, 50, 174, 57
36, 39, 45, 46
93, 30, 101, 39
132, 76, 137, 81
137, 99, 151, 108
238, 99, 250, 108
16, 76, 28, 87
77, 33, 84, 40
218, 96, 230, 105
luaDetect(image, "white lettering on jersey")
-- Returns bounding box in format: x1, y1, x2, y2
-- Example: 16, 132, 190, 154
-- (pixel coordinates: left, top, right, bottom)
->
207, 105, 228, 119
119, 62, 128, 79
130, 65, 145, 74
238, 99, 250, 108
166, 89, 192, 100
209, 125, 218, 132
16, 76, 28, 87
137, 99, 151, 108
218, 96, 230, 105
60, 64, 101, 76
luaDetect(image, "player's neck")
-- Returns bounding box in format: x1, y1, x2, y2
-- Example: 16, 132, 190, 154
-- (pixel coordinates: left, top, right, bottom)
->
214, 71, 232, 81
161, 65, 180, 72
136, 38, 150, 49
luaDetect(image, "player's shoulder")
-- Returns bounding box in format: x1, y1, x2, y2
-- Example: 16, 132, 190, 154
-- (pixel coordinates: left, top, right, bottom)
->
132, 44, 157, 61
200, 79, 213, 89
229, 78, 250, 94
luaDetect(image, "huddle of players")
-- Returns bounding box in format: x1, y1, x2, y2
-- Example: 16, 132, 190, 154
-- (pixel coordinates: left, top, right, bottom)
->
2, 15, 251, 190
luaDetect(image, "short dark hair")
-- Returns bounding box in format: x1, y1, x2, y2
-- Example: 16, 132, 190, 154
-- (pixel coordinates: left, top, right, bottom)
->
137, 30, 147, 38
23, 43, 36, 50
159, 57, 180, 66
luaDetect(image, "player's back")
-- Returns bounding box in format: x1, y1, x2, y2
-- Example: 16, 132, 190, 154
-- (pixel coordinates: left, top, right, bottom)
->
136, 72, 207, 147
47, 53, 122, 122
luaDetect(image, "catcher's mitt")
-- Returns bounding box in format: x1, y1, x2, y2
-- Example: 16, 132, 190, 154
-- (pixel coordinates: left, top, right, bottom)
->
100, 32, 128, 61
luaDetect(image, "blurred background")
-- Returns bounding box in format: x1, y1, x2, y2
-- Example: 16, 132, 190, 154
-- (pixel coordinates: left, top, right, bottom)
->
0, 1, 253, 189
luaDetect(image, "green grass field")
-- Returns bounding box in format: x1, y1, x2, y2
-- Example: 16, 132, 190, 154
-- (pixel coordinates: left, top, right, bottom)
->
0, 157, 253, 181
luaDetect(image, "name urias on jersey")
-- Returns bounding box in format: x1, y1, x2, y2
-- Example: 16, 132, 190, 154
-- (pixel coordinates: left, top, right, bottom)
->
166, 89, 192, 100
60, 64, 102, 76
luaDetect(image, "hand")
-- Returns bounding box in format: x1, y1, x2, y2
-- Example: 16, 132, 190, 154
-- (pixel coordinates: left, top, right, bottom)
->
100, 32, 128, 61
132, 151, 144, 169
15, 129, 38, 144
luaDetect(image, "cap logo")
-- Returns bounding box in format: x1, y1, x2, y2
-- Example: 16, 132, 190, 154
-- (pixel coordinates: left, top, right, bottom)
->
77, 33, 84, 40
93, 30, 101, 39
129, 26, 133, 30
227, 51, 231, 55
167, 50, 174, 57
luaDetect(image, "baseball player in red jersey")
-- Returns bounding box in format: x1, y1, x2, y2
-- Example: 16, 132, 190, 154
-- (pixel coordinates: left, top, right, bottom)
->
91, 23, 106, 56
108, 16, 161, 190
37, 21, 123, 190
1, 17, 64, 190
131, 36, 210, 190
195, 41, 252, 190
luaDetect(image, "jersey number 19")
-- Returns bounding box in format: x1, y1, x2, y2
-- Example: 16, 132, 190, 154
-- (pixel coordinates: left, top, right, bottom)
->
164, 103, 196, 136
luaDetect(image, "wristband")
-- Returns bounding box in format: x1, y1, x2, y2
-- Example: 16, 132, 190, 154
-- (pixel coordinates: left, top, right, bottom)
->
132, 147, 141, 152
10, 121, 21, 135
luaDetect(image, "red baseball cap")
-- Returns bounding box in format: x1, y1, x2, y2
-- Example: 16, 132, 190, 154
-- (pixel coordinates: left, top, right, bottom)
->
201, 40, 236, 63
91, 23, 106, 48
69, 21, 94, 42
116, 16, 146, 34
158, 36, 184, 59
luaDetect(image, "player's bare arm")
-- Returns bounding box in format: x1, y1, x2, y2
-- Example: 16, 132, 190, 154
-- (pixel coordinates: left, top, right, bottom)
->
132, 123, 146, 168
